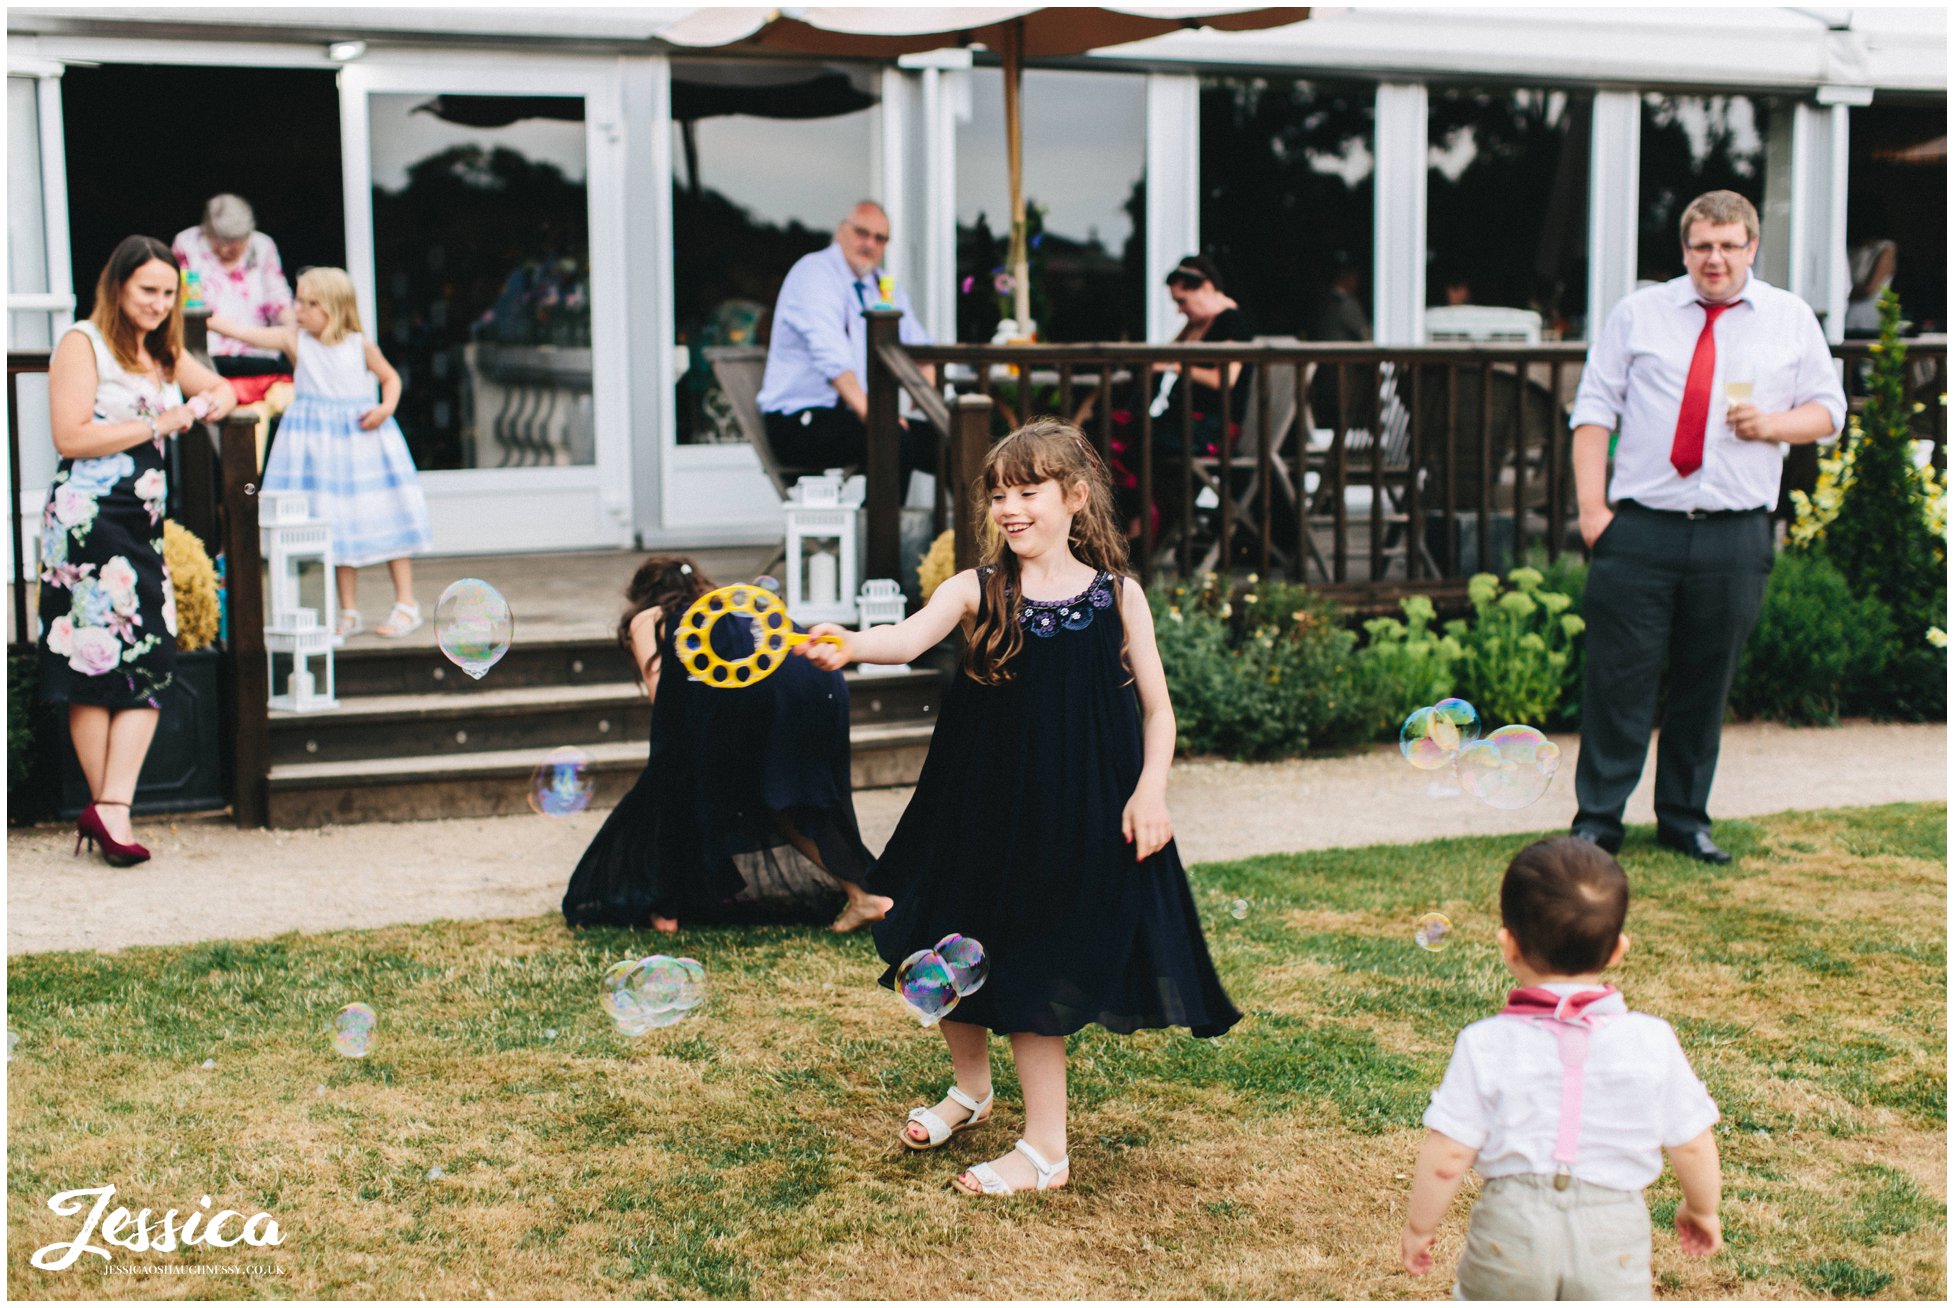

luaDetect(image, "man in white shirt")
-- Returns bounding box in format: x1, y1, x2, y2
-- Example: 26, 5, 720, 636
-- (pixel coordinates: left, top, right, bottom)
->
1567, 191, 1846, 863
758, 201, 937, 482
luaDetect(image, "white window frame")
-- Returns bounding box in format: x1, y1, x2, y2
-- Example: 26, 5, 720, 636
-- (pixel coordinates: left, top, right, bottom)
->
338, 50, 635, 551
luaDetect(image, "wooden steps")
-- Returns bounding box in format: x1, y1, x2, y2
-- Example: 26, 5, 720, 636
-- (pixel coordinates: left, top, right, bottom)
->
263, 639, 943, 828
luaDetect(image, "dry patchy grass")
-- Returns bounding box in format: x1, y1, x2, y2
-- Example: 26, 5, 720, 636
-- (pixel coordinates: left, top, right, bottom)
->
6, 804, 1944, 1299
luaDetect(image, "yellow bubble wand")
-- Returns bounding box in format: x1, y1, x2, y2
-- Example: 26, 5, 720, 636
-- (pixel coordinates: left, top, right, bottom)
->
674, 584, 844, 688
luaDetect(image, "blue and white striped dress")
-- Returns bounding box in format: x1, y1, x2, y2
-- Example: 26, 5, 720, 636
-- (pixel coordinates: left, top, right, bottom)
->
264, 329, 431, 567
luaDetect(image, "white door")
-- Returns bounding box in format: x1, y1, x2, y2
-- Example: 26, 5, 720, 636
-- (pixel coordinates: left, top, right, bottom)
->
339, 55, 633, 553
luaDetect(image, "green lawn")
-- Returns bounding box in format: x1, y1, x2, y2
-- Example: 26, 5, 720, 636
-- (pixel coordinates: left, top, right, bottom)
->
7, 804, 1945, 1299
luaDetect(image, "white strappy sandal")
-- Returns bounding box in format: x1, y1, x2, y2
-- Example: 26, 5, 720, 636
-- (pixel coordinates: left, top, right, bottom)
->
901, 1084, 993, 1150
954, 1139, 1070, 1196
376, 600, 423, 638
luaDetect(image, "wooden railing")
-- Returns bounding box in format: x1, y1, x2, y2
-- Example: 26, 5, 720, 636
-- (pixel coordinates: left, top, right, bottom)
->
861, 318, 1948, 598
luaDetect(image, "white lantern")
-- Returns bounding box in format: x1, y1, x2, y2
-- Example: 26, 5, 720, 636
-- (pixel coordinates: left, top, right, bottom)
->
782, 472, 862, 624
853, 578, 910, 677
261, 498, 339, 712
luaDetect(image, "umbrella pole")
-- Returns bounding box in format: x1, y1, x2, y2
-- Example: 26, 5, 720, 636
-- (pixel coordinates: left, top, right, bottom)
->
1002, 21, 1031, 332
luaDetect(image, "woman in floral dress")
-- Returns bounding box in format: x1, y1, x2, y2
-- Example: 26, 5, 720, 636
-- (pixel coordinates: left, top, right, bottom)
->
41, 235, 235, 863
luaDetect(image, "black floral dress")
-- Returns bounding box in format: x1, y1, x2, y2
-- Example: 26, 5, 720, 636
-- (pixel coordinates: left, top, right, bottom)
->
37, 323, 179, 709
868, 569, 1242, 1038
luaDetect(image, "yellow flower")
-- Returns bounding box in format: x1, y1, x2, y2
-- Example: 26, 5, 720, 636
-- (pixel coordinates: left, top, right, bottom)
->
1928, 627, 1948, 649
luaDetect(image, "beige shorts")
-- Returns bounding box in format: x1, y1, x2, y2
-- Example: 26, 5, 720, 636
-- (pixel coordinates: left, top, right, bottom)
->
1453, 1173, 1653, 1301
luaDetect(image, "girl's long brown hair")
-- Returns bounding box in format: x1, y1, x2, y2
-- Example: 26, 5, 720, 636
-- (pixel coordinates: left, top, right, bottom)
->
89, 236, 184, 381
617, 555, 716, 680
965, 418, 1130, 684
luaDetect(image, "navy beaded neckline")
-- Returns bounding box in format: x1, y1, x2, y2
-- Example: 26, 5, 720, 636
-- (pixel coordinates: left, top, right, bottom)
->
1015, 570, 1116, 637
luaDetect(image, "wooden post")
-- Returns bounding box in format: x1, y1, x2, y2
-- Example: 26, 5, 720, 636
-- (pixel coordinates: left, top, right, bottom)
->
217, 415, 269, 827
950, 394, 993, 571
863, 307, 905, 587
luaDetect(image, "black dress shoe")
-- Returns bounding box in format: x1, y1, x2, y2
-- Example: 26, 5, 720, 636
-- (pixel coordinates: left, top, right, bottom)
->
1569, 827, 1622, 855
1657, 830, 1731, 864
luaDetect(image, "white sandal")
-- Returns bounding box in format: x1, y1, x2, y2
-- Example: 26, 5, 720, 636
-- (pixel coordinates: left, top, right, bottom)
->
376, 600, 423, 638
335, 608, 364, 639
902, 1084, 993, 1150
955, 1139, 1069, 1195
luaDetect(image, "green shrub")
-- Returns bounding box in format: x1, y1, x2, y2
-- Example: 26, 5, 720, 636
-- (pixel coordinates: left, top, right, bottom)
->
1788, 290, 1947, 720
1443, 567, 1585, 728
1730, 551, 1894, 726
1151, 574, 1381, 759
1351, 595, 1462, 739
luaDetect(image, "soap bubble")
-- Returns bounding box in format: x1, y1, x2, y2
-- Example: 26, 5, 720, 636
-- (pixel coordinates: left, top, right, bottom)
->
1399, 706, 1459, 770
1455, 725, 1560, 810
434, 579, 513, 681
933, 934, 989, 997
333, 1002, 377, 1058
601, 955, 707, 1037
528, 746, 595, 817
426, 1166, 446, 1181
895, 950, 960, 1026
1414, 912, 1453, 951
754, 575, 781, 594
201, 1058, 217, 1070
1229, 899, 1250, 920
1432, 698, 1481, 745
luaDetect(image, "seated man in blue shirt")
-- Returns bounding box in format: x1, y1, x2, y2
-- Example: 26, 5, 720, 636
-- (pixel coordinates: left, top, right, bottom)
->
758, 201, 938, 484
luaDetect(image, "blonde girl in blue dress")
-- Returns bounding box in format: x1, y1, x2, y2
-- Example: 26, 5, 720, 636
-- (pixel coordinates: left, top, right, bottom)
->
211, 266, 431, 638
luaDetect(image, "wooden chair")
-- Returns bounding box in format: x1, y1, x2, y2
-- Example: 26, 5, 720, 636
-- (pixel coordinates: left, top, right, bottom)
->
1155, 339, 1310, 575
703, 345, 854, 502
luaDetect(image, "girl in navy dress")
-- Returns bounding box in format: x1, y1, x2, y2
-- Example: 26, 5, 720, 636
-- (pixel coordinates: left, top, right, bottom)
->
800, 418, 1240, 1196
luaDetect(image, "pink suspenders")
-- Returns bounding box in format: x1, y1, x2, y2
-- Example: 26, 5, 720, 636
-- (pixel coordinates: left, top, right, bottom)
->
1500, 986, 1619, 1190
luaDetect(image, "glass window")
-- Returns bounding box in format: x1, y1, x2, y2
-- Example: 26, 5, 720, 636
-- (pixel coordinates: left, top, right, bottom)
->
1637, 93, 1770, 287
1427, 86, 1592, 339
1847, 100, 1946, 335
1201, 76, 1375, 341
956, 67, 1146, 343
670, 61, 876, 444
369, 92, 592, 471
8, 77, 52, 350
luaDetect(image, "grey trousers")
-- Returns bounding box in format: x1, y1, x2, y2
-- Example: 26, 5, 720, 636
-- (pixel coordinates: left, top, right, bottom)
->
1454, 1173, 1653, 1301
1573, 503, 1774, 843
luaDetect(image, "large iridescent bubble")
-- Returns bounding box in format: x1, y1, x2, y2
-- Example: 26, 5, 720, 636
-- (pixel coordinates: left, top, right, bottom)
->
1455, 725, 1560, 810
602, 955, 707, 1036
528, 746, 595, 817
332, 1002, 377, 1058
434, 579, 513, 681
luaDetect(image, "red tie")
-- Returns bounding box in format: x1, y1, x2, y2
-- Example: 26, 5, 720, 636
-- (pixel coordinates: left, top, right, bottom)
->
1670, 300, 1734, 479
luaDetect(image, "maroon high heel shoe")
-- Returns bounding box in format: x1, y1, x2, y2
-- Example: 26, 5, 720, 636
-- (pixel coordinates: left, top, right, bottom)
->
76, 800, 150, 868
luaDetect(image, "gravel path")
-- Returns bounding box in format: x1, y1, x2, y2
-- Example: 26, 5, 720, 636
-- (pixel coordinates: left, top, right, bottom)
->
8, 721, 1943, 956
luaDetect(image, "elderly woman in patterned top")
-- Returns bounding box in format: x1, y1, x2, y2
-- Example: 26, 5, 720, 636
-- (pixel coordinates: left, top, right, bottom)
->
172, 194, 295, 406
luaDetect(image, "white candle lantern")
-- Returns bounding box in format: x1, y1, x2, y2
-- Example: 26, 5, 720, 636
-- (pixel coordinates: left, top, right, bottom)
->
853, 578, 910, 677
261, 494, 339, 712
782, 471, 862, 625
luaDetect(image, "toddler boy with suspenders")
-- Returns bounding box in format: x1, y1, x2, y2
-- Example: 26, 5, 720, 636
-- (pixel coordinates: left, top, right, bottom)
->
1400, 837, 1724, 1299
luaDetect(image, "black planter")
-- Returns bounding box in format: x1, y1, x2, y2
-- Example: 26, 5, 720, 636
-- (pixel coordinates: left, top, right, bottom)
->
58, 646, 228, 818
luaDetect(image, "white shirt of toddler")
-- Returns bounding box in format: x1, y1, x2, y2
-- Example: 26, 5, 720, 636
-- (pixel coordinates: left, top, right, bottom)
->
1422, 982, 1720, 1192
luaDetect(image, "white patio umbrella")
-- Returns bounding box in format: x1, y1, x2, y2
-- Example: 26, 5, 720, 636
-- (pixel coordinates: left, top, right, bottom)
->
655, 6, 1312, 329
